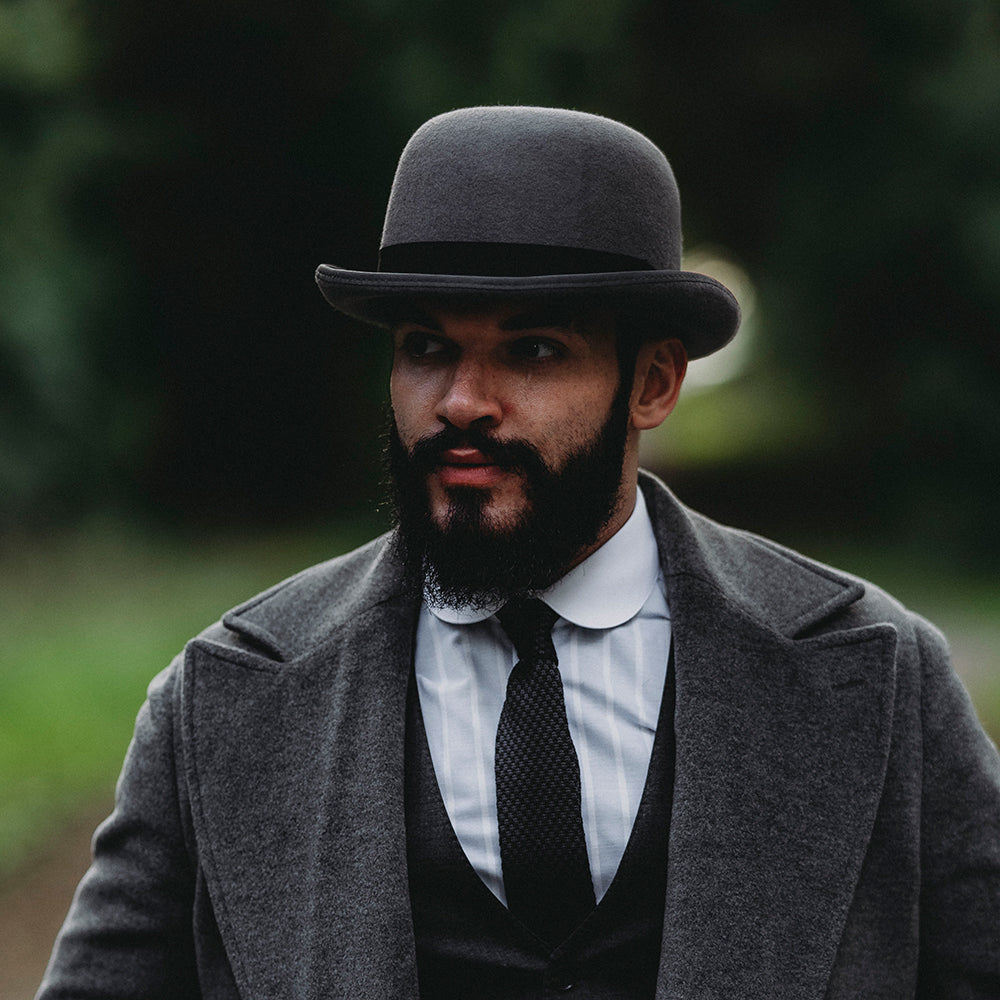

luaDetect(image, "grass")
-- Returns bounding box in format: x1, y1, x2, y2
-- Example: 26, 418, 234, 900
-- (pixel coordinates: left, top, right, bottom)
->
1, 516, 997, 882
0, 516, 380, 881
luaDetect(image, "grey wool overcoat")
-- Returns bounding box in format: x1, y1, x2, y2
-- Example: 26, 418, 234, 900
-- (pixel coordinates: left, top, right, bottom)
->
39, 472, 1000, 999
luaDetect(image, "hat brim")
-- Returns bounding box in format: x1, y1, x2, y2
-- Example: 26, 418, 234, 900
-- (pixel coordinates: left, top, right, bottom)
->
314, 265, 740, 360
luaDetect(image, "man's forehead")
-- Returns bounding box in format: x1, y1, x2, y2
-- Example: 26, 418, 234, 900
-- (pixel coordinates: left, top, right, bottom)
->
385, 295, 616, 333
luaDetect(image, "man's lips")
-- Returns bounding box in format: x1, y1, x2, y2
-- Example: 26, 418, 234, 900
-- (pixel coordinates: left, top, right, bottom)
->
435, 447, 508, 487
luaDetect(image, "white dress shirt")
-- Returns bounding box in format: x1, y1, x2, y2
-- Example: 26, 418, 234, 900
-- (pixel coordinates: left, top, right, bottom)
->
415, 487, 671, 904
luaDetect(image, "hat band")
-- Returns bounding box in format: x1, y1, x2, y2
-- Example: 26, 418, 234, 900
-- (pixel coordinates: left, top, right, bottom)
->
378, 241, 655, 277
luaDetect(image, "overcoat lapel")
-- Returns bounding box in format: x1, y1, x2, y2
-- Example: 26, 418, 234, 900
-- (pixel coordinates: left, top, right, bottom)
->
642, 475, 898, 998
657, 574, 896, 998
179, 541, 421, 1000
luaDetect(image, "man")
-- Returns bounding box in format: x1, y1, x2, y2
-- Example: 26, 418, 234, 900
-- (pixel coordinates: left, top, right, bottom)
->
39, 107, 1000, 999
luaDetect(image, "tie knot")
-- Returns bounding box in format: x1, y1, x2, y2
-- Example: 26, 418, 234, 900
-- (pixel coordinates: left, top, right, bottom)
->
496, 598, 559, 663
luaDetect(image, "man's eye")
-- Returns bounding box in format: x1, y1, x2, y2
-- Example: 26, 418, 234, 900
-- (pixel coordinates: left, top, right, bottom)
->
401, 331, 447, 358
510, 337, 562, 360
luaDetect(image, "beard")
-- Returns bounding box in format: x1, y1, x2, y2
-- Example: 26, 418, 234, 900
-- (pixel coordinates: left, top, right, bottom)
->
385, 382, 633, 610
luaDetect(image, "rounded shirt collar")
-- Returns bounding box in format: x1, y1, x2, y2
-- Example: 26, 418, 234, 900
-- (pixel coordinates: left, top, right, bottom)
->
426, 487, 663, 629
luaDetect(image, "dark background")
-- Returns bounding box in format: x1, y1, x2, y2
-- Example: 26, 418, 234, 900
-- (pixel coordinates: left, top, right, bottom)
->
2, 0, 999, 564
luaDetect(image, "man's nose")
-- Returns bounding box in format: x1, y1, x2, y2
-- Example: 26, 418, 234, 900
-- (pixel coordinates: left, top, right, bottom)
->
434, 359, 503, 430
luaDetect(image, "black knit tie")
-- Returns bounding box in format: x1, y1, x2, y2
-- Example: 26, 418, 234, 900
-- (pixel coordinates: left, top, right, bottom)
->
495, 598, 596, 944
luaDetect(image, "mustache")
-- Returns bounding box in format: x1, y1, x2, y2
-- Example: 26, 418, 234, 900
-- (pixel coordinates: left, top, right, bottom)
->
405, 424, 548, 477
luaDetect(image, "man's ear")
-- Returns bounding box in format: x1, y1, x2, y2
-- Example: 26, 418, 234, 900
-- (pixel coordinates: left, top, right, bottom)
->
630, 338, 687, 431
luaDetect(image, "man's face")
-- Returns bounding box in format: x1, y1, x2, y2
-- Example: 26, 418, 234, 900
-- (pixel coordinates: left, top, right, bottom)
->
387, 298, 636, 606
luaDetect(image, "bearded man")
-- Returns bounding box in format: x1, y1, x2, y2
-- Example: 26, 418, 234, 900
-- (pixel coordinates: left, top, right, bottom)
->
39, 107, 1000, 1000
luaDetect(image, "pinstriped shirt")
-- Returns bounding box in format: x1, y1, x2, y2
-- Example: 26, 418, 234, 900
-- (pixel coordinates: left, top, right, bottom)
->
415, 488, 671, 905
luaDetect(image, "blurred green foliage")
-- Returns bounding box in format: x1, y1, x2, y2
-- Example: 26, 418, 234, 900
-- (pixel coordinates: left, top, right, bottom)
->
0, 1, 135, 522
0, 0, 998, 563
0, 515, 382, 879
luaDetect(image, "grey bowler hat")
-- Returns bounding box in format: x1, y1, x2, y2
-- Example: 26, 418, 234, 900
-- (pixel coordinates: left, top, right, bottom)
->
315, 106, 740, 359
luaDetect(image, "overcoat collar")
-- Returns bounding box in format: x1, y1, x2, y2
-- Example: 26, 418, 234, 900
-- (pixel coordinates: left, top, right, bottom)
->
180, 473, 896, 999
640, 474, 897, 998
180, 537, 421, 999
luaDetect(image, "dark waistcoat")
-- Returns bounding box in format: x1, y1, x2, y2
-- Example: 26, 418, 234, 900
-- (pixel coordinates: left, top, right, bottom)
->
405, 651, 676, 999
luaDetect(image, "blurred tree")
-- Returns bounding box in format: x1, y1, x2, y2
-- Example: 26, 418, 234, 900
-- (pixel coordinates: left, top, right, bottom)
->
0, 0, 146, 527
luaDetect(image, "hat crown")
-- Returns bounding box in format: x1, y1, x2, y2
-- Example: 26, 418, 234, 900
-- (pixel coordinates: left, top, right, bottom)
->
380, 106, 682, 272
315, 106, 740, 360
